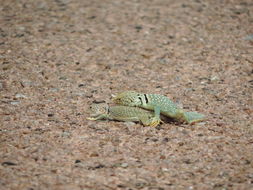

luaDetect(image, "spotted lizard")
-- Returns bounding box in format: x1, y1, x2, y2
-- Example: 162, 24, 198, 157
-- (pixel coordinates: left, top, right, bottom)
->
87, 103, 163, 127
113, 91, 205, 126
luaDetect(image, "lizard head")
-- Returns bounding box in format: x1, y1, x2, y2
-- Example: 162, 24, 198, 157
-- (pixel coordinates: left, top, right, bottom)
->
88, 103, 109, 117
113, 91, 143, 106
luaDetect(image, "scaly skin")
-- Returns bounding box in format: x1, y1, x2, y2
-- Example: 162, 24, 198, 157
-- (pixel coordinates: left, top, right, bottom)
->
87, 103, 162, 127
113, 91, 205, 126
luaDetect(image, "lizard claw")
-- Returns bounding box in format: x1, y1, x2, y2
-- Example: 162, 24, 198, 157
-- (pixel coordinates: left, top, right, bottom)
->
149, 117, 161, 127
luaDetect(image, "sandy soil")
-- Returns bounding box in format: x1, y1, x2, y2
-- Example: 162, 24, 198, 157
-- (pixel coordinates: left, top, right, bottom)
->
1, 0, 253, 189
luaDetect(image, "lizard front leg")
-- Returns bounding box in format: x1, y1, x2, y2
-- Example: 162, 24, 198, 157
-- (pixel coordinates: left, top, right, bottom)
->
152, 105, 161, 126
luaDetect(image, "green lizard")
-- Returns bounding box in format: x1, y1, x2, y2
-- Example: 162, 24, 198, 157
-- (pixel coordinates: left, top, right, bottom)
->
113, 91, 205, 126
87, 103, 162, 127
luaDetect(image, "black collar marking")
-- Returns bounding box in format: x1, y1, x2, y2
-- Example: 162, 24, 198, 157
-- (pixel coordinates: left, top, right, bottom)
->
144, 94, 149, 104
138, 97, 143, 104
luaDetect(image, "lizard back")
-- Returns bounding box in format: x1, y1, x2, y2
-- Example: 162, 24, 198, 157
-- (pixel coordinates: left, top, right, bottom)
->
143, 94, 180, 117
109, 106, 154, 120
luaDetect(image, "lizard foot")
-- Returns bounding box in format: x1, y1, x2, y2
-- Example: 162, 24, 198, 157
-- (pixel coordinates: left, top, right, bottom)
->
148, 117, 162, 127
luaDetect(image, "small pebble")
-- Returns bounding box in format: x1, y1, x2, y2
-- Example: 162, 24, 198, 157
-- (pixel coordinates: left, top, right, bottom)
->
49, 88, 59, 92
10, 101, 20, 105
121, 163, 128, 168
210, 76, 219, 81
75, 160, 81, 163
15, 93, 27, 98
244, 34, 253, 41
61, 131, 71, 137
162, 168, 169, 172
207, 136, 224, 140
124, 122, 135, 127
21, 81, 34, 87
2, 161, 17, 166
197, 121, 206, 126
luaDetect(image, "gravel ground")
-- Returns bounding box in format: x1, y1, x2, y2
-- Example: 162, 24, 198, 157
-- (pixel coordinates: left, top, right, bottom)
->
1, 0, 253, 189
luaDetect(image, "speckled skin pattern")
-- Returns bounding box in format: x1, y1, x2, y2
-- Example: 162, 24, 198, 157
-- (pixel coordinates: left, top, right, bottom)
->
113, 91, 180, 117
113, 91, 205, 123
146, 94, 179, 117
87, 103, 159, 126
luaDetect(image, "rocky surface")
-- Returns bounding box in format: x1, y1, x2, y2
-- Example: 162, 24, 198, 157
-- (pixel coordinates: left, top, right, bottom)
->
1, 0, 252, 189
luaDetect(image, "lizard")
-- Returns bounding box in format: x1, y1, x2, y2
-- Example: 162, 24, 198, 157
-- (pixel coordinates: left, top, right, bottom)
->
86, 103, 163, 127
113, 91, 205, 127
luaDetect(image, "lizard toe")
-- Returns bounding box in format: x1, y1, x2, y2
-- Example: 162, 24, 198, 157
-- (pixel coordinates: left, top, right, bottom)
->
149, 118, 161, 127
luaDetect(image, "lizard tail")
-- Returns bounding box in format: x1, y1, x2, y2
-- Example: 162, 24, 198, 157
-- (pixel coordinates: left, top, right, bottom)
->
182, 111, 205, 124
